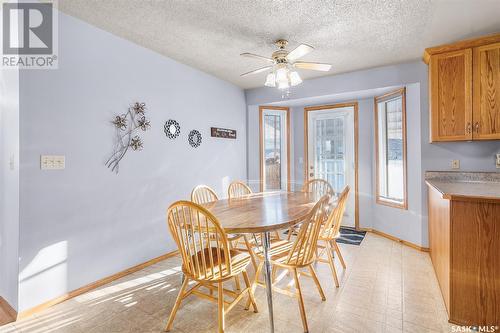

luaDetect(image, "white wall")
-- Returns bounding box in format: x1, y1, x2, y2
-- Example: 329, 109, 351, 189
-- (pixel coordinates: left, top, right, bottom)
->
0, 68, 20, 310
245, 61, 499, 249
17, 12, 247, 311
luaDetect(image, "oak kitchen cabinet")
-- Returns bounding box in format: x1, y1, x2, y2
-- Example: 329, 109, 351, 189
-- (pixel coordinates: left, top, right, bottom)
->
426, 173, 500, 326
424, 34, 500, 142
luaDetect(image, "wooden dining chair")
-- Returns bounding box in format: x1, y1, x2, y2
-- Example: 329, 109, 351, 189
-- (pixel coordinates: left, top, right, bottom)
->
227, 181, 252, 199
316, 185, 350, 287
228, 180, 281, 242
302, 178, 336, 198
191, 184, 258, 280
250, 195, 330, 333
191, 185, 219, 204
165, 201, 258, 333
286, 178, 336, 240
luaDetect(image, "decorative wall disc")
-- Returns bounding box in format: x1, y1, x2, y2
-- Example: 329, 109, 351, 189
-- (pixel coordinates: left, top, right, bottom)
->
188, 130, 202, 148
164, 119, 180, 139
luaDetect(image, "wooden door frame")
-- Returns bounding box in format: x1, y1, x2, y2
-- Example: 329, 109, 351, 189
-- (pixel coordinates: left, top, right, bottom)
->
304, 102, 359, 230
259, 106, 291, 192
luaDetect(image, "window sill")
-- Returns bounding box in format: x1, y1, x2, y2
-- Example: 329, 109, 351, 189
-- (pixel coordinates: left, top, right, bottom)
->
376, 198, 408, 210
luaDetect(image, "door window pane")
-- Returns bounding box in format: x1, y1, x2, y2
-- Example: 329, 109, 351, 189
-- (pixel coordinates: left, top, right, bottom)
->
264, 114, 281, 190
314, 117, 345, 191
375, 88, 407, 209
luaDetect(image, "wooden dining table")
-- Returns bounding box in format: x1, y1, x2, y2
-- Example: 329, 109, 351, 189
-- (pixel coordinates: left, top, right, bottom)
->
202, 191, 321, 333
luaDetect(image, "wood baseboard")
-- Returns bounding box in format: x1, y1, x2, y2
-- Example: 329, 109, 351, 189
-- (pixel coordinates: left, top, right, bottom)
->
360, 227, 430, 252
18, 250, 179, 320
0, 297, 17, 326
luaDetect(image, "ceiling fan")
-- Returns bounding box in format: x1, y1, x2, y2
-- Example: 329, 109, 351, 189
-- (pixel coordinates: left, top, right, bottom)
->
240, 39, 332, 89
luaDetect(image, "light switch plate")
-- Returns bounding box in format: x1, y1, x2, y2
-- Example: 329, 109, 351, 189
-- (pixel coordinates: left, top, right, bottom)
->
41, 155, 65, 170
451, 160, 460, 169
496, 154, 500, 169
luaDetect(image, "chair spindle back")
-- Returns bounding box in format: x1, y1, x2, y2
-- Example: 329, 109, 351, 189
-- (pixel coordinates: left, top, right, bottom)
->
302, 179, 335, 198
286, 195, 329, 266
321, 186, 350, 240
191, 185, 219, 204
167, 201, 232, 281
228, 181, 252, 199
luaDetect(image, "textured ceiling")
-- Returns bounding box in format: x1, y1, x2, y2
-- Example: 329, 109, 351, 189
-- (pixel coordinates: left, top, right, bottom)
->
58, 0, 500, 89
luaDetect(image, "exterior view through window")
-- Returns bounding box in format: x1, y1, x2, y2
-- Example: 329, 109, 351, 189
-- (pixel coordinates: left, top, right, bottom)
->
260, 107, 289, 191
375, 88, 407, 209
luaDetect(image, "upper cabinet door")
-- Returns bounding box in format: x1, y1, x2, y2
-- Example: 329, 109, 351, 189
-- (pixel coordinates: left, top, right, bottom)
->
430, 49, 473, 142
473, 42, 500, 140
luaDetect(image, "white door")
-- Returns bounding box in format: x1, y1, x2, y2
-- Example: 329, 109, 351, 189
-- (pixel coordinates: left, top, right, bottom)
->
307, 106, 356, 227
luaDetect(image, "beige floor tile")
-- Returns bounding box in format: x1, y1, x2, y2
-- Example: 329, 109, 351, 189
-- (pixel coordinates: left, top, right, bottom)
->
0, 233, 454, 333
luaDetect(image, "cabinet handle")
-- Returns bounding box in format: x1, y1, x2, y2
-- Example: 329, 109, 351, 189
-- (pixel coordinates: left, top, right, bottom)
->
475, 122, 480, 133
466, 122, 471, 134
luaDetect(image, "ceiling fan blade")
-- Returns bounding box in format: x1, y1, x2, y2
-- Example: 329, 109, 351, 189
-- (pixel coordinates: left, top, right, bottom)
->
240, 52, 274, 63
293, 61, 332, 71
240, 66, 273, 77
286, 44, 314, 61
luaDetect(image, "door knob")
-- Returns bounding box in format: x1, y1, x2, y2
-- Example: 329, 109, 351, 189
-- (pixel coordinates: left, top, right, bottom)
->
466, 122, 471, 134
309, 173, 314, 177
474, 122, 480, 133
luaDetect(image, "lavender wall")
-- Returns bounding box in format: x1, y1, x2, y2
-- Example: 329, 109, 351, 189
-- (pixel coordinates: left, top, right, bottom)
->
17, 11, 247, 311
0, 68, 20, 310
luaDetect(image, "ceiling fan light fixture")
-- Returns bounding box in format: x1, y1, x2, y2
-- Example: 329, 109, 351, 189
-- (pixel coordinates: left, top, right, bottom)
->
264, 72, 276, 87
278, 80, 289, 90
289, 71, 302, 86
275, 66, 288, 83
240, 40, 330, 91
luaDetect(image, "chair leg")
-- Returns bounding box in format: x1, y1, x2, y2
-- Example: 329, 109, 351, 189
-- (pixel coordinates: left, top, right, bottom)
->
332, 240, 346, 269
246, 261, 263, 309
308, 265, 326, 301
292, 268, 309, 333
218, 281, 225, 333
242, 270, 258, 313
326, 242, 340, 288
273, 230, 281, 240
165, 277, 190, 332
234, 276, 241, 291
271, 266, 278, 283
228, 242, 241, 290
243, 235, 258, 271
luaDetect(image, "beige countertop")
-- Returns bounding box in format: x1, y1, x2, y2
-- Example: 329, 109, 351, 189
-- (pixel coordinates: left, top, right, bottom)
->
426, 179, 500, 201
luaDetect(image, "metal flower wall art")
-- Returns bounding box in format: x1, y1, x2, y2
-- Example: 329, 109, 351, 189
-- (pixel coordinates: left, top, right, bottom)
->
106, 102, 150, 173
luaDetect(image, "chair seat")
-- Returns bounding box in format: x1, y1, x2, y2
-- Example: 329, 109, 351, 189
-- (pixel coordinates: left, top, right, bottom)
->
183, 247, 251, 281
318, 229, 340, 241
254, 239, 300, 266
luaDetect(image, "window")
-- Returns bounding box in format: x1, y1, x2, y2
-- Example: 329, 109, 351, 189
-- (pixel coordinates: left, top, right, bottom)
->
375, 88, 407, 209
259, 106, 290, 191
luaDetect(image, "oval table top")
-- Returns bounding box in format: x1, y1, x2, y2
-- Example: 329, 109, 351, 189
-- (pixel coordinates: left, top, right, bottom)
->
202, 191, 321, 234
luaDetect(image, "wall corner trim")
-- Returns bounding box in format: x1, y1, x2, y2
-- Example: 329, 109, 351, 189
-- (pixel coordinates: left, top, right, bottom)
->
360, 228, 429, 252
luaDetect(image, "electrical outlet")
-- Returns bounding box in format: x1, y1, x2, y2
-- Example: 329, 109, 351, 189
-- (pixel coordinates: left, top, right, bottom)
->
451, 160, 460, 169
496, 154, 500, 169
41, 155, 65, 170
